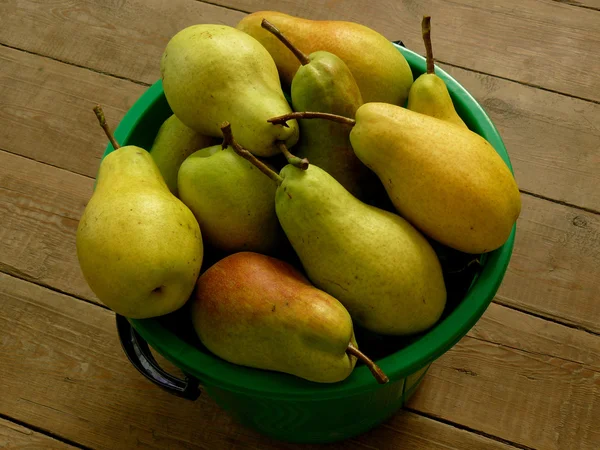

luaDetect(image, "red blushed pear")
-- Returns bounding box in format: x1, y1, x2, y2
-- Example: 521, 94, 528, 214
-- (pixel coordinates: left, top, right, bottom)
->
191, 252, 388, 384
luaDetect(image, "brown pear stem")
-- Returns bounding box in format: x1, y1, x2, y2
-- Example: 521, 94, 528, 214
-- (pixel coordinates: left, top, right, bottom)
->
277, 141, 309, 170
93, 105, 120, 149
346, 343, 389, 384
220, 122, 283, 186
261, 19, 310, 66
422, 16, 435, 74
268, 112, 356, 127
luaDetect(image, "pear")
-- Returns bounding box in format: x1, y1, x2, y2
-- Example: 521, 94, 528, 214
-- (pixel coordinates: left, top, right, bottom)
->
76, 107, 203, 319
260, 20, 380, 202
177, 144, 284, 255
407, 16, 467, 128
237, 11, 413, 105
149, 114, 218, 196
221, 123, 447, 336
191, 251, 388, 384
160, 24, 299, 157
350, 103, 521, 254
269, 102, 521, 254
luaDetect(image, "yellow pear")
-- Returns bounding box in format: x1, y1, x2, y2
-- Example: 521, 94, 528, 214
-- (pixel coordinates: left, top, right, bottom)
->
237, 11, 413, 106
160, 24, 298, 157
76, 107, 203, 318
407, 16, 467, 128
350, 103, 521, 254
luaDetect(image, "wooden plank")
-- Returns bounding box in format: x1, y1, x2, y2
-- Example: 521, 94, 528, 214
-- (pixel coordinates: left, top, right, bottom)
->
0, 44, 146, 178
1, 1, 599, 102
2, 18, 599, 213
470, 303, 600, 372
0, 273, 520, 450
497, 194, 600, 334
0, 150, 96, 302
0, 0, 244, 84
408, 336, 600, 450
1, 148, 599, 332
437, 62, 600, 213
555, 0, 600, 10
0, 418, 78, 449
207, 0, 600, 102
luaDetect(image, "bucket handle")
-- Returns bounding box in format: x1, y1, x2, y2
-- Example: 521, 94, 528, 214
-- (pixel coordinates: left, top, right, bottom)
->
116, 314, 201, 400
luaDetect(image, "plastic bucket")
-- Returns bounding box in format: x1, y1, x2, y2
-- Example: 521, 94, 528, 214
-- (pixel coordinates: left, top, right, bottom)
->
106, 44, 516, 444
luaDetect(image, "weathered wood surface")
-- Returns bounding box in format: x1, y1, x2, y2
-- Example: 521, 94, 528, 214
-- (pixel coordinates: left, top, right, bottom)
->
206, 0, 600, 102
5, 272, 600, 449
0, 418, 78, 450
0, 273, 523, 450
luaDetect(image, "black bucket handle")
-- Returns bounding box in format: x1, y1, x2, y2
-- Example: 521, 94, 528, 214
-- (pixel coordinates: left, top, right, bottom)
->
116, 314, 201, 400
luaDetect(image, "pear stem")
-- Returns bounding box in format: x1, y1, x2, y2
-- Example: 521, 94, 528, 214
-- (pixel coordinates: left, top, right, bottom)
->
93, 105, 120, 149
346, 343, 389, 385
261, 19, 310, 66
277, 142, 309, 170
422, 16, 435, 74
268, 112, 356, 127
220, 122, 283, 186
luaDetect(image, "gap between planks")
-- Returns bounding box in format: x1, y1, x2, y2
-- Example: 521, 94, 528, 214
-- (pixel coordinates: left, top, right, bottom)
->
0, 41, 151, 88
0, 42, 599, 217
403, 408, 534, 450
0, 413, 88, 450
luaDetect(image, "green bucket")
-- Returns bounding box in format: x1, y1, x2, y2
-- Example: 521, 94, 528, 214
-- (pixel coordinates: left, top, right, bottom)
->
107, 44, 516, 444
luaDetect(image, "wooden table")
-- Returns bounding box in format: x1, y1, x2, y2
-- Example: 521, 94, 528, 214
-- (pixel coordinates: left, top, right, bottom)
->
1, 1, 599, 449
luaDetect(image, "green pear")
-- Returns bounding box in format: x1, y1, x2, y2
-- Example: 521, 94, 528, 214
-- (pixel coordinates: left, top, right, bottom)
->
236, 11, 414, 105
77, 146, 203, 318
350, 103, 521, 254
191, 251, 388, 384
260, 20, 380, 202
160, 24, 299, 157
220, 124, 446, 336
76, 107, 203, 318
177, 144, 283, 255
149, 114, 218, 196
274, 165, 447, 336
407, 17, 467, 128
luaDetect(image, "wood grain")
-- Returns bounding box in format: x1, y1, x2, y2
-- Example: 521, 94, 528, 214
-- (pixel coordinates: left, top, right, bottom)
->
408, 336, 600, 450
437, 63, 600, 213
0, 150, 96, 302
1, 0, 599, 103
553, 0, 600, 11
1, 147, 599, 333
0, 273, 520, 450
0, 418, 77, 449
0, 0, 244, 84
470, 303, 600, 372
0, 44, 145, 178
208, 0, 600, 102
497, 194, 600, 333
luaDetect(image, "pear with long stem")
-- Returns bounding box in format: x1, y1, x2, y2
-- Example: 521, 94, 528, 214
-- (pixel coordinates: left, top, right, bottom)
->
406, 16, 468, 128
260, 19, 380, 201
266, 98, 521, 255
220, 121, 448, 341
